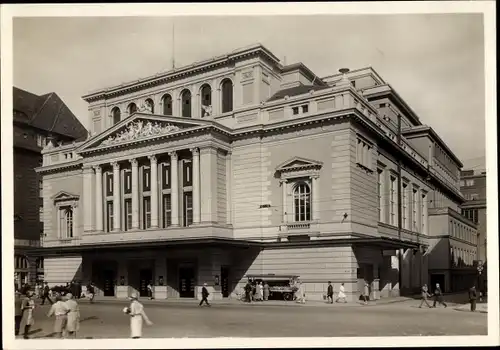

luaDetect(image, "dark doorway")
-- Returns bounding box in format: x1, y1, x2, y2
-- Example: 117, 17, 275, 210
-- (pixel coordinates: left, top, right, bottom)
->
179, 266, 195, 298
103, 270, 115, 297
221, 266, 230, 298
430, 274, 445, 292
139, 269, 153, 297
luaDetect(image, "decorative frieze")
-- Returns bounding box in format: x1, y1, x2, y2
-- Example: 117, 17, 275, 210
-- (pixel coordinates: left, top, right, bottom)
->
101, 120, 181, 146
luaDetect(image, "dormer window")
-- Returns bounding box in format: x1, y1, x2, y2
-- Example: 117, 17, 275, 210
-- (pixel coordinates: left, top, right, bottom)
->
292, 107, 299, 115
292, 104, 309, 116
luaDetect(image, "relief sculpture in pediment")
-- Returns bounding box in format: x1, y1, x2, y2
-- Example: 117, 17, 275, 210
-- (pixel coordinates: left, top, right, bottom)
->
100, 120, 181, 146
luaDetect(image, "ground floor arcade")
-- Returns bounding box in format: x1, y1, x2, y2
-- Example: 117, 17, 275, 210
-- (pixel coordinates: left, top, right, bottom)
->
40, 238, 425, 302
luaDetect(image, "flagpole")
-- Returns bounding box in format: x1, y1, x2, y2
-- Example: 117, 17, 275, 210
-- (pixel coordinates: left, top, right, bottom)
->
172, 22, 175, 69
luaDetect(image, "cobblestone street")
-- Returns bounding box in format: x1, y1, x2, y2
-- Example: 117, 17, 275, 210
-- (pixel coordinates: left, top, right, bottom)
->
17, 298, 487, 339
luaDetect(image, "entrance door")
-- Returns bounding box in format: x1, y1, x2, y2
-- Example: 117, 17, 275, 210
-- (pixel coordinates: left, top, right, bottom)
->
179, 267, 195, 298
103, 270, 115, 297
430, 274, 445, 292
221, 266, 230, 298
139, 269, 153, 297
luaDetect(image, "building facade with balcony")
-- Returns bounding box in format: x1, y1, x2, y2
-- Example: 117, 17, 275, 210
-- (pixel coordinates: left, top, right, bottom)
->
35, 44, 471, 301
460, 169, 487, 293
13, 87, 87, 289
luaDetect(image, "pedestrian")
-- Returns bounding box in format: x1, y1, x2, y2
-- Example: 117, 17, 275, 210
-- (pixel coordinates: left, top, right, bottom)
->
64, 293, 80, 338
362, 282, 370, 305
418, 284, 432, 308
34, 283, 41, 299
258, 282, 264, 302
263, 282, 270, 301
326, 281, 334, 304
20, 291, 36, 339
147, 282, 153, 300
469, 285, 477, 312
244, 280, 253, 303
41, 282, 53, 305
432, 283, 447, 308
124, 293, 153, 339
254, 281, 262, 301
336, 283, 347, 303
296, 281, 306, 304
15, 291, 23, 336
47, 294, 69, 338
199, 283, 211, 307
76, 281, 82, 299
86, 282, 95, 303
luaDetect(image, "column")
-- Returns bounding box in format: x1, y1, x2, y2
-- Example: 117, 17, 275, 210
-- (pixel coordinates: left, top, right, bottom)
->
112, 162, 121, 232
82, 166, 93, 233
191, 147, 201, 224
280, 179, 287, 223
94, 166, 103, 232
169, 151, 179, 227
149, 155, 159, 228
311, 175, 320, 221
212, 78, 220, 116
130, 159, 139, 230
225, 152, 232, 225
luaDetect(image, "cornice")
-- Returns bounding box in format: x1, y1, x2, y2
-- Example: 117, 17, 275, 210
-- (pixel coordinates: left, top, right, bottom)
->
82, 46, 280, 103
36, 160, 82, 175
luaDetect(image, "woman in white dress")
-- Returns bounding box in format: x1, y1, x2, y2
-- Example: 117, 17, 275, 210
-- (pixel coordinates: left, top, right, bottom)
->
64, 293, 80, 338
47, 294, 69, 338
124, 293, 153, 339
257, 282, 264, 301
336, 283, 347, 303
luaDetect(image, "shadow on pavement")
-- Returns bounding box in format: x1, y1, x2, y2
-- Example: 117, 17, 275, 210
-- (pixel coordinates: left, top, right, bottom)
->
80, 316, 99, 323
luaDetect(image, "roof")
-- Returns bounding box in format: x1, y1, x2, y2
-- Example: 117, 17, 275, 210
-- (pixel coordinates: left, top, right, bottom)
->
280, 62, 327, 86
13, 87, 88, 141
267, 84, 329, 102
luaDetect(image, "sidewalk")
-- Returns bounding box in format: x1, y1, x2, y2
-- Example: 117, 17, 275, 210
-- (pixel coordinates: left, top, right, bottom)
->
454, 302, 488, 314
76, 293, 459, 308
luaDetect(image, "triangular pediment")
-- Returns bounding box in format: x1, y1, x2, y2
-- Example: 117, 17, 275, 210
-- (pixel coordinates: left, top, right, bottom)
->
276, 156, 323, 172
78, 113, 211, 151
52, 190, 80, 202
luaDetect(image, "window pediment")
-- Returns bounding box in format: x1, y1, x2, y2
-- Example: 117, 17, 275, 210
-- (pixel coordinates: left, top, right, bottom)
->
275, 156, 322, 178
52, 191, 80, 203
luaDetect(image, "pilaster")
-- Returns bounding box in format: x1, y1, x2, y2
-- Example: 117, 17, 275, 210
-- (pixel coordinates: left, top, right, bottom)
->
112, 162, 121, 232
130, 159, 139, 230
200, 147, 218, 224
311, 175, 320, 221
149, 155, 159, 228
94, 166, 103, 232
225, 152, 232, 225
191, 148, 201, 224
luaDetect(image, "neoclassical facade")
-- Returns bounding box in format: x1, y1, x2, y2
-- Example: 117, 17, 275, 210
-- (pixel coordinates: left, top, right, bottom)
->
35, 44, 476, 300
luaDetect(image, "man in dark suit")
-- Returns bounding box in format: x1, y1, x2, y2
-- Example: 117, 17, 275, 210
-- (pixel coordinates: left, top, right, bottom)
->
14, 291, 23, 336
326, 281, 334, 304
199, 283, 211, 307
244, 281, 253, 303
40, 282, 53, 305
432, 283, 447, 308
469, 285, 477, 312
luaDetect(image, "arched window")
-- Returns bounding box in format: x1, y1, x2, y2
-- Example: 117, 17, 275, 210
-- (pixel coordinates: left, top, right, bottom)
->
162, 94, 173, 115
127, 103, 138, 115
200, 84, 212, 117
145, 98, 155, 114
59, 206, 74, 238
181, 90, 192, 118
293, 183, 311, 222
111, 107, 121, 125
221, 79, 233, 113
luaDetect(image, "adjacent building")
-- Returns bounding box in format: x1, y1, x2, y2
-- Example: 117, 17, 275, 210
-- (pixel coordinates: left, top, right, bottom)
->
34, 44, 476, 301
13, 87, 87, 288
460, 169, 487, 292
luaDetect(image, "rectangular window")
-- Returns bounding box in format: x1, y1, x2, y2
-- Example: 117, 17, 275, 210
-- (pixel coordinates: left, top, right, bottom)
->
162, 164, 171, 189
377, 169, 383, 222
465, 179, 475, 186
389, 176, 397, 226
412, 188, 419, 232
143, 197, 151, 229
59, 206, 73, 239
470, 193, 480, 200
292, 107, 299, 115
356, 137, 372, 170
106, 201, 114, 232
124, 199, 132, 231
143, 167, 151, 192
183, 192, 193, 227
402, 183, 408, 229
183, 160, 192, 187
421, 192, 427, 235
124, 170, 132, 194
106, 173, 113, 196
301, 104, 309, 114
163, 194, 172, 228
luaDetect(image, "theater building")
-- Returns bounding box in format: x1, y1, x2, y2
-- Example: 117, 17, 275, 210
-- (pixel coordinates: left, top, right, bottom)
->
35, 44, 473, 301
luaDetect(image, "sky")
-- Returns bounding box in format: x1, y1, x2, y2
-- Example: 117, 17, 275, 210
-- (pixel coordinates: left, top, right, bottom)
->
13, 14, 486, 170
